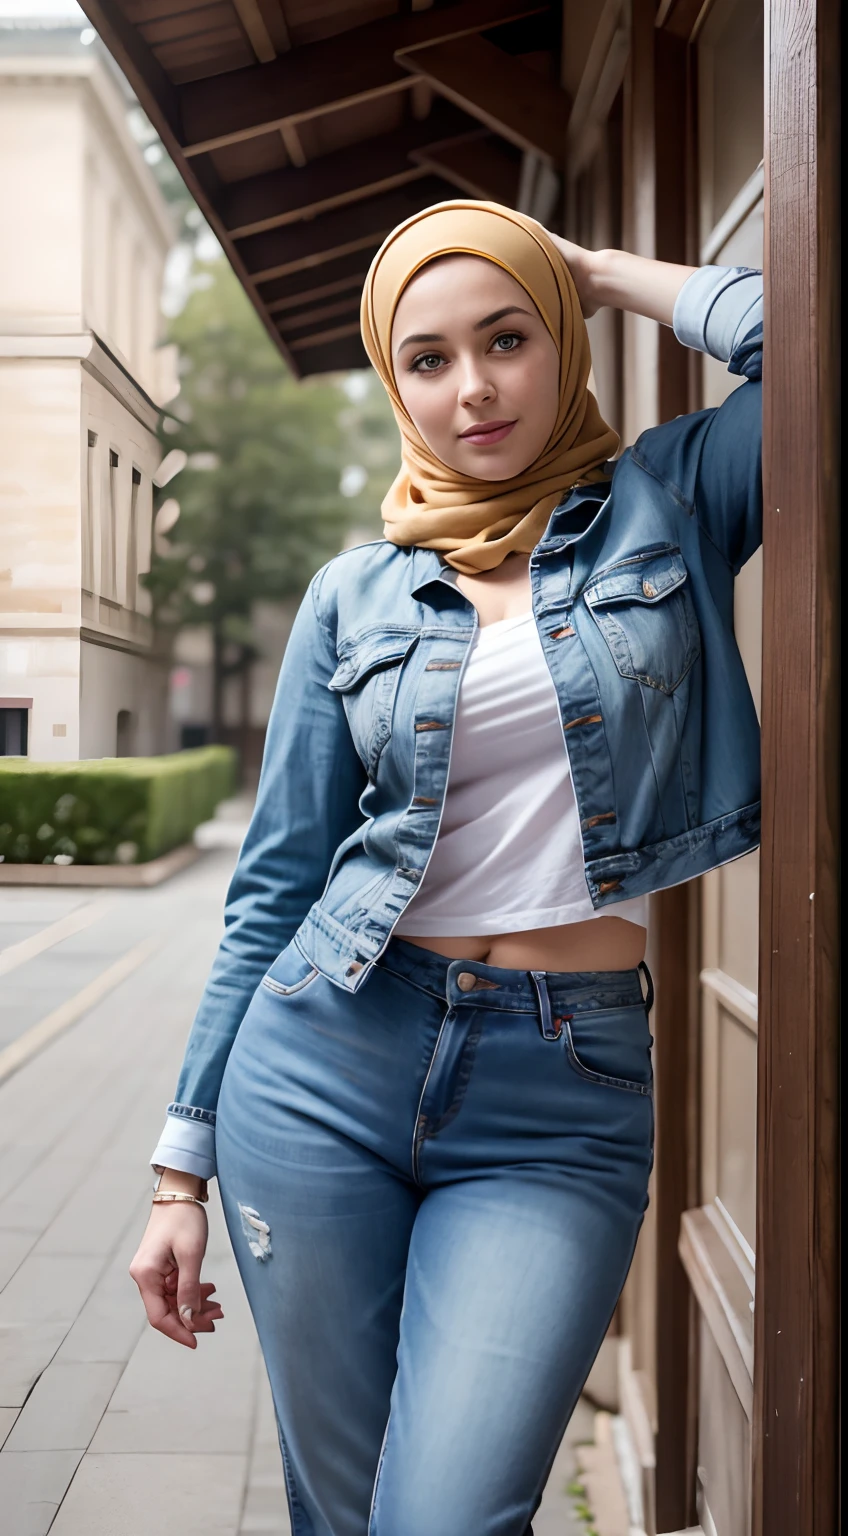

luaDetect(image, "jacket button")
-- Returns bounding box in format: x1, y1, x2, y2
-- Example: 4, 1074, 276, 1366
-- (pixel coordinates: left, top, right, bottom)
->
345, 960, 364, 978
456, 971, 477, 992
642, 579, 656, 597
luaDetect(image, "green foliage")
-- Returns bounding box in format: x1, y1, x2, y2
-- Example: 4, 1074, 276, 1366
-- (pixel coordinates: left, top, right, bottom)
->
0, 748, 235, 866
566, 1475, 599, 1536
146, 257, 400, 660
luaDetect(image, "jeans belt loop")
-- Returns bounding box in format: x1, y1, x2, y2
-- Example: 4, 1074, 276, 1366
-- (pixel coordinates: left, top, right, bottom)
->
638, 959, 655, 1014
529, 971, 561, 1040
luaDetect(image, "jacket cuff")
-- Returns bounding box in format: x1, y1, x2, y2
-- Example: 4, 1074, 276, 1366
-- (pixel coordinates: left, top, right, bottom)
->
149, 1112, 217, 1181
673, 265, 764, 362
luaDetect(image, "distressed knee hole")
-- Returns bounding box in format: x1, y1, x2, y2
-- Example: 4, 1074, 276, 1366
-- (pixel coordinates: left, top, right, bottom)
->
237, 1202, 272, 1260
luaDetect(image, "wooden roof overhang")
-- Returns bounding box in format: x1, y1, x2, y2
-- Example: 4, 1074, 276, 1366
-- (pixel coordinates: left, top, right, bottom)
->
78, 1, 568, 375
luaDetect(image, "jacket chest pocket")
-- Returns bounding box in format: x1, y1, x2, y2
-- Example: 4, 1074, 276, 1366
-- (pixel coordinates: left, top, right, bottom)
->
583, 549, 700, 694
328, 632, 418, 778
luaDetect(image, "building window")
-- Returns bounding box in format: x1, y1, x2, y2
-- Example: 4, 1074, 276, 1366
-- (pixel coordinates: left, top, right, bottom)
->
127, 468, 141, 609
116, 709, 136, 757
84, 429, 98, 591
0, 707, 29, 756
101, 448, 119, 600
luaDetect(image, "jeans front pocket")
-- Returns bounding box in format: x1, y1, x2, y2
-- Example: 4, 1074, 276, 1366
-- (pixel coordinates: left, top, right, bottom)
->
563, 1005, 653, 1095
262, 939, 321, 996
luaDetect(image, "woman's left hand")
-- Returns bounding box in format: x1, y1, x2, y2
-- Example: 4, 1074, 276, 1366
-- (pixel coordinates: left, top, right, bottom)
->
544, 233, 603, 317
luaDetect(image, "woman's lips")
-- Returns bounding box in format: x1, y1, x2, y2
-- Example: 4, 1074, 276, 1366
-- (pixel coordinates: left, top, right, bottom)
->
458, 419, 517, 446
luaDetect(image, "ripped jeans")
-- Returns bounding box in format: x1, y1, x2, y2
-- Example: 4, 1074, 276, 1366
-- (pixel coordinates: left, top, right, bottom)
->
215, 936, 655, 1536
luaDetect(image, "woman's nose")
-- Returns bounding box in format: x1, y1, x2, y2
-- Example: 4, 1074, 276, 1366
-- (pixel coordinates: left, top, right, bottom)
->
456, 354, 496, 408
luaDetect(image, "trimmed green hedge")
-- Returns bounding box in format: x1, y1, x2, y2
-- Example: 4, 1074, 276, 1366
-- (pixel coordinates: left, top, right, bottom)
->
0, 746, 236, 866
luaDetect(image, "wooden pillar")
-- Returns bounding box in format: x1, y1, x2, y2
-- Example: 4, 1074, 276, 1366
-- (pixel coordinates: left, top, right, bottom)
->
622, 5, 697, 1530
754, 0, 841, 1530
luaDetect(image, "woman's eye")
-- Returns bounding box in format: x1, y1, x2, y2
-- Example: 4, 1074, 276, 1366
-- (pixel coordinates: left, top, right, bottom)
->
411, 352, 445, 373
492, 332, 523, 352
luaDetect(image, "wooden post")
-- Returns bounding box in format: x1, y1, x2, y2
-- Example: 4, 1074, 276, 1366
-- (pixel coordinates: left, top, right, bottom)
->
754, 0, 841, 1530
623, 6, 697, 1529
651, 33, 699, 1533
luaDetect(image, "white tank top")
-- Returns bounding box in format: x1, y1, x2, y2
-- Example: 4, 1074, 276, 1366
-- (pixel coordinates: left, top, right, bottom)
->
394, 611, 648, 937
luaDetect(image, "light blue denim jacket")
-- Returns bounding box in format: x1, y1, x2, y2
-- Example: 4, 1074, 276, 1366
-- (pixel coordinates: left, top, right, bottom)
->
151, 265, 763, 1180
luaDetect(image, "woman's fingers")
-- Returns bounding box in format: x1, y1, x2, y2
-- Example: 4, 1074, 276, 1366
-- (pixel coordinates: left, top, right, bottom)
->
543, 229, 601, 317
183, 1307, 222, 1334
131, 1262, 199, 1348
171, 1288, 225, 1331
160, 1272, 225, 1328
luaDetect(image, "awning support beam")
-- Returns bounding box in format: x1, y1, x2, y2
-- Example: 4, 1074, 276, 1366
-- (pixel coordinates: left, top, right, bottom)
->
396, 33, 570, 165
178, 0, 549, 156
239, 177, 454, 283
221, 102, 474, 238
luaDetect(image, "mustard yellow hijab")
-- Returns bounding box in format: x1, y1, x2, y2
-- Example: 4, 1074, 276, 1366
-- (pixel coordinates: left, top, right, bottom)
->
360, 200, 618, 574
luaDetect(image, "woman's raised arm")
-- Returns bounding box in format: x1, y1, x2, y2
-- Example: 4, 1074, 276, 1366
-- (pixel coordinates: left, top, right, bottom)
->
545, 235, 697, 326
550, 232, 765, 573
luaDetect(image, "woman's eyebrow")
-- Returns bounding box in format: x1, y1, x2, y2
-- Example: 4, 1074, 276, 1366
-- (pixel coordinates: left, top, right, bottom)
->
473, 305, 535, 330
396, 331, 446, 350
395, 306, 534, 351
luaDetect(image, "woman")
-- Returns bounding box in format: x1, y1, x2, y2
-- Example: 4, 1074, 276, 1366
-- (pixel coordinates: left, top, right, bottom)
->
131, 203, 763, 1536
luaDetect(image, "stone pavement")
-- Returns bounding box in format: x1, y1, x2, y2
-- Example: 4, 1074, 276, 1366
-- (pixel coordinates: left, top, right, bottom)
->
0, 809, 592, 1535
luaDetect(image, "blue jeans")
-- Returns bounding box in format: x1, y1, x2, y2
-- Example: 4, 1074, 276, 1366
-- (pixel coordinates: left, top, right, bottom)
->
215, 936, 655, 1536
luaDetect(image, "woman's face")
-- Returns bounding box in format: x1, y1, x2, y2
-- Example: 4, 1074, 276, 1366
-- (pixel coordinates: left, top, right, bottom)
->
390, 255, 560, 480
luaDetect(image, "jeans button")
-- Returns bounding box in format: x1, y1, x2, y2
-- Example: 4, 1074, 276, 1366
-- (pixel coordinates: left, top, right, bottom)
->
456, 971, 477, 992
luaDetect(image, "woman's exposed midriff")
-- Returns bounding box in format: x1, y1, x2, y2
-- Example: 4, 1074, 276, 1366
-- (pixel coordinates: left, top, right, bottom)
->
399, 915, 648, 972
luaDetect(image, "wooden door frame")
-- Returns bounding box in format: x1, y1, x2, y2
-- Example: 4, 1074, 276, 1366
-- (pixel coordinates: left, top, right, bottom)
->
754, 0, 841, 1531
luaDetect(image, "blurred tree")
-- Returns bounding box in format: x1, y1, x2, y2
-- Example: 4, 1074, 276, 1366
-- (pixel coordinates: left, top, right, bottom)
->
145, 256, 399, 741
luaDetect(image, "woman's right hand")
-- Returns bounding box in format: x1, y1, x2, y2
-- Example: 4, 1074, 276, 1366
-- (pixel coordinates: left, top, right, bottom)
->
129, 1198, 224, 1349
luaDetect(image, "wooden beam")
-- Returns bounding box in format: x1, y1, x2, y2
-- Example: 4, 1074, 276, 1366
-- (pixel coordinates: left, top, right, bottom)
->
287, 321, 361, 352
279, 122, 307, 167
230, 0, 277, 63
410, 132, 522, 205
654, 35, 699, 1532
293, 334, 371, 375
255, 0, 291, 54
396, 33, 570, 165
221, 102, 472, 237
654, 0, 712, 39
280, 296, 362, 333
260, 253, 376, 313
249, 0, 294, 190
234, 154, 423, 239
178, 0, 549, 155
238, 177, 453, 282
620, 7, 698, 1528
753, 1, 841, 1531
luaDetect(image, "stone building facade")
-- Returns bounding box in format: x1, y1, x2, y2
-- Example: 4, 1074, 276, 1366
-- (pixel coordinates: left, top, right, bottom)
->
0, 22, 177, 760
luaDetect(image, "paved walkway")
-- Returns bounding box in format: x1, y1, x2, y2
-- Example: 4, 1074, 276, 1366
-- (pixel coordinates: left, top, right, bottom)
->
0, 812, 591, 1534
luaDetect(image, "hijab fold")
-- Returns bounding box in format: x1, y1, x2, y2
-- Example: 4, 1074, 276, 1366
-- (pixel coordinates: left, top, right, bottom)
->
360, 201, 618, 574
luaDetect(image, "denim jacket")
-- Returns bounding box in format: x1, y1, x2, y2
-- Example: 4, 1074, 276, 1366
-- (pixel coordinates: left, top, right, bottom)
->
152, 265, 763, 1180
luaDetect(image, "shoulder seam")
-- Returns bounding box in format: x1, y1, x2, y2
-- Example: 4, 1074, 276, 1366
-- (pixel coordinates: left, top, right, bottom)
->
310, 566, 337, 643
630, 441, 694, 516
